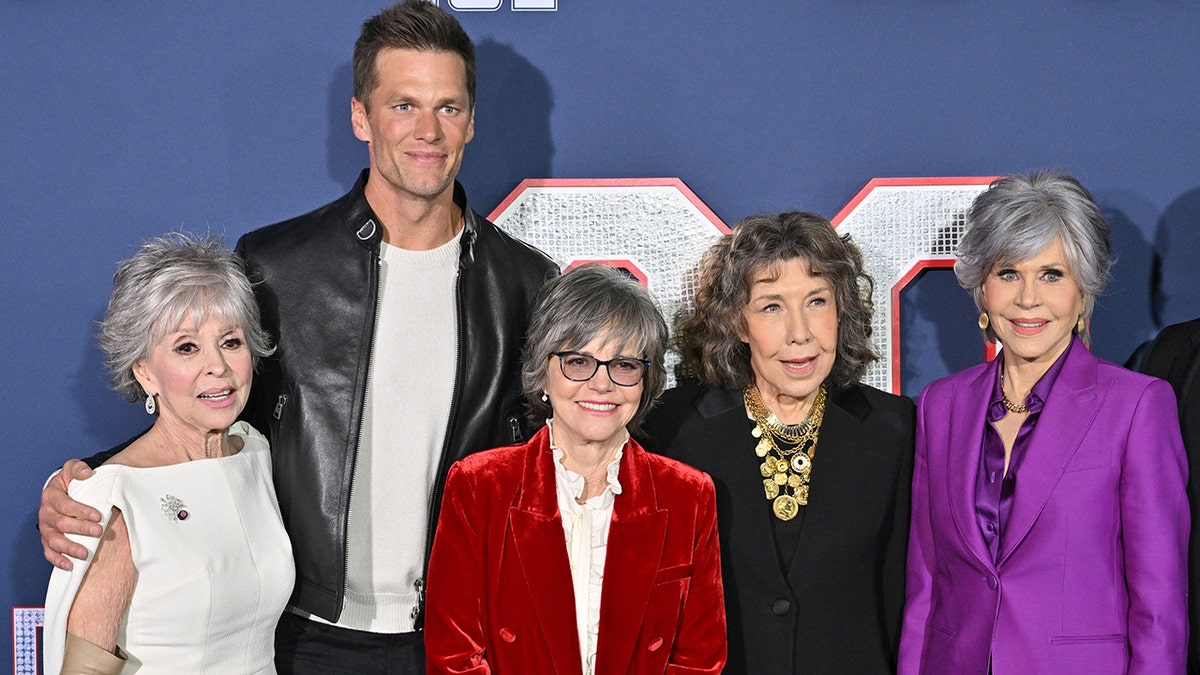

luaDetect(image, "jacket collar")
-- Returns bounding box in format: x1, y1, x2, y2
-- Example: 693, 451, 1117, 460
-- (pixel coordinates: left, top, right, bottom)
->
342, 168, 480, 269
998, 337, 1106, 563
946, 337, 1108, 567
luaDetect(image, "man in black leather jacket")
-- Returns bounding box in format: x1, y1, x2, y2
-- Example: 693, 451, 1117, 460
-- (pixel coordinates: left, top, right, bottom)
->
40, 2, 557, 672
238, 169, 555, 669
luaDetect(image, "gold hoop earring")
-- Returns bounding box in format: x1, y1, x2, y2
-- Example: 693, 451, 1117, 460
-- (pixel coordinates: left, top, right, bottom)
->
978, 313, 989, 330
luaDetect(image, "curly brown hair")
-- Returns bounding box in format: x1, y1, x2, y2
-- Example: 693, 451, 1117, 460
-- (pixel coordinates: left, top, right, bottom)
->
676, 212, 877, 392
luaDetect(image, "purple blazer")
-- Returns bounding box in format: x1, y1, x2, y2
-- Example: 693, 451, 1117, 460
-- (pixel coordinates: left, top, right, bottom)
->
899, 339, 1189, 674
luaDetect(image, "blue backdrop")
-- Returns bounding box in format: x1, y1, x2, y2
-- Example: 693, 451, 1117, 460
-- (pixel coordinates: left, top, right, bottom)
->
4, 2, 1200, 671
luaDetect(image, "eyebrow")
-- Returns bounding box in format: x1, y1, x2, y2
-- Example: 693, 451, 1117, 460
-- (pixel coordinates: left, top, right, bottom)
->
749, 287, 830, 301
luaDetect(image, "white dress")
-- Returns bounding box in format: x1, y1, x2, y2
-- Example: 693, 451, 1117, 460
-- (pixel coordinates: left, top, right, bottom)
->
43, 421, 294, 674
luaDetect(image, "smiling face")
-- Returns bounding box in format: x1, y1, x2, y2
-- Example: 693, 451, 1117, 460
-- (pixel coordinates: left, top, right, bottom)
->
544, 332, 644, 455
133, 316, 253, 444
740, 257, 839, 421
351, 48, 475, 204
980, 235, 1085, 368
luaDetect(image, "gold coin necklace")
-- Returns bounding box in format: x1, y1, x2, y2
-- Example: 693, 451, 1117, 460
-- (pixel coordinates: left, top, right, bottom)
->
744, 383, 827, 521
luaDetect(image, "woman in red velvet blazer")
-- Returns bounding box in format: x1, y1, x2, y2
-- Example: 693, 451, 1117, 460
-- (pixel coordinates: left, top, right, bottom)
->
425, 265, 726, 675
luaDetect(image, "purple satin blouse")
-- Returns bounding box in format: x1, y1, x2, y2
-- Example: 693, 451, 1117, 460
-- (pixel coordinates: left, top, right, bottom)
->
975, 337, 1077, 562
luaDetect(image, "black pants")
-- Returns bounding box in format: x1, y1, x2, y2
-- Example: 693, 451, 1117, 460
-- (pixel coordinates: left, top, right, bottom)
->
275, 612, 425, 674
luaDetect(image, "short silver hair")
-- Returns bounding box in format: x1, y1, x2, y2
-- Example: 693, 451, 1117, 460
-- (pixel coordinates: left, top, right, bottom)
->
955, 170, 1112, 343
521, 264, 668, 434
99, 233, 274, 401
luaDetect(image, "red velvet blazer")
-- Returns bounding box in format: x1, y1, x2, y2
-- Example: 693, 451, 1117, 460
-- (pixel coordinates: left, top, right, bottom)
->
425, 425, 727, 674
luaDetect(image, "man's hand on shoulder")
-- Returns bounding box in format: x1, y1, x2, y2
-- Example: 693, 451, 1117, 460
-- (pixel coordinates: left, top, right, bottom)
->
39, 460, 102, 570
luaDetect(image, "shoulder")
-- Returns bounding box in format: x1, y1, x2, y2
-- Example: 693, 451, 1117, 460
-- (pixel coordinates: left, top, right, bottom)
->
1145, 319, 1200, 363
230, 421, 272, 462
469, 212, 558, 276
230, 420, 268, 445
919, 361, 989, 402
644, 381, 704, 426
237, 175, 369, 262
827, 384, 915, 456
449, 440, 530, 482
66, 466, 121, 509
640, 381, 740, 453
633, 440, 714, 494
834, 382, 914, 416
1093, 355, 1172, 397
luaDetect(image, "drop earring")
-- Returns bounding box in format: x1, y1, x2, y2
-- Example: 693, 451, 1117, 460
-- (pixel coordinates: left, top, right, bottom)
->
978, 313, 989, 330
145, 393, 157, 415
1076, 316, 1086, 333
541, 392, 549, 403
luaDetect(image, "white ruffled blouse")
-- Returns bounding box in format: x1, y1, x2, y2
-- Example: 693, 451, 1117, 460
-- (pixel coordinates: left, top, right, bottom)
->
548, 421, 625, 675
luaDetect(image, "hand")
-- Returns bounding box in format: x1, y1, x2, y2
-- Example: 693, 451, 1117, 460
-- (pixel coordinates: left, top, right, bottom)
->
39, 460, 103, 570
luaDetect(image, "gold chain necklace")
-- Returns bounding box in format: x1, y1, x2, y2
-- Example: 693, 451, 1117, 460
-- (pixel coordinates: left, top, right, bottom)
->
999, 370, 1029, 414
744, 384, 827, 521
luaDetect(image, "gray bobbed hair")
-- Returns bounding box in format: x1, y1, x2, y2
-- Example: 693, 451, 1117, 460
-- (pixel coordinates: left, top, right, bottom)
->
521, 264, 669, 434
955, 170, 1112, 343
99, 233, 274, 401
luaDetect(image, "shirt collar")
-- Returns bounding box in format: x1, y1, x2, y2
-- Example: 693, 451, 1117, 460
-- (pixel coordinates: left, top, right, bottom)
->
987, 336, 1077, 422
546, 419, 625, 505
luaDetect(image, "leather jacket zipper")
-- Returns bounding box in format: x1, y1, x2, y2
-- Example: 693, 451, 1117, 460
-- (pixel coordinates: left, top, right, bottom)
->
341, 238, 382, 618
416, 230, 472, 628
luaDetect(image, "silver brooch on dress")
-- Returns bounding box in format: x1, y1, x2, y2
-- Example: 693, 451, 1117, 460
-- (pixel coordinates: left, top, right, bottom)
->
161, 495, 189, 522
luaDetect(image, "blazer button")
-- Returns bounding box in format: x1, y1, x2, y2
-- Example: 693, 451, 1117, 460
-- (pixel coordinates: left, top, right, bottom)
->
987, 576, 998, 590
499, 628, 517, 643
648, 637, 664, 652
771, 598, 792, 616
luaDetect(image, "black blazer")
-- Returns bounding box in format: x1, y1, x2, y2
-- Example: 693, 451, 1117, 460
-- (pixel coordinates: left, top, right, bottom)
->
1138, 318, 1200, 675
640, 381, 914, 675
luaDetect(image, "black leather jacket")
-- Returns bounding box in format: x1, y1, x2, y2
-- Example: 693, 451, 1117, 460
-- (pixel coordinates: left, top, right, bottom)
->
236, 169, 557, 622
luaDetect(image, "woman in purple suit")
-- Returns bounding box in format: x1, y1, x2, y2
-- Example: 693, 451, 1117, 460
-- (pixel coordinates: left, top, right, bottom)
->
899, 171, 1189, 674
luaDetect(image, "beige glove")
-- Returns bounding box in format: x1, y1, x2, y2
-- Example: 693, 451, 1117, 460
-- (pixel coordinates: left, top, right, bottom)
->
60, 633, 126, 675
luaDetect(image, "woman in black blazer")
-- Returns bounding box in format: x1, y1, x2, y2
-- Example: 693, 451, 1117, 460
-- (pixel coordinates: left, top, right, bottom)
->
641, 212, 914, 674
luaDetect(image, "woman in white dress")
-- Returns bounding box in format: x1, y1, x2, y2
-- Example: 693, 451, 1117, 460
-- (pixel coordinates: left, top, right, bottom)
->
42, 234, 294, 674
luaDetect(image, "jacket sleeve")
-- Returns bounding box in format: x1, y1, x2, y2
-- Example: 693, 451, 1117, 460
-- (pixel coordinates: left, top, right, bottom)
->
882, 398, 917, 665
425, 462, 493, 675
1123, 378, 1189, 673
897, 388, 936, 675
666, 474, 727, 674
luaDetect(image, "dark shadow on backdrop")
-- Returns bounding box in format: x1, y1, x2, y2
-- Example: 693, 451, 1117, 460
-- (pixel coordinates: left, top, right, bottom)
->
899, 268, 980, 398
1090, 204, 1155, 366
11, 310, 148, 609
1153, 187, 1200, 330
326, 61, 363, 192
459, 39, 555, 214
899, 216, 981, 398
70, 308, 149, 451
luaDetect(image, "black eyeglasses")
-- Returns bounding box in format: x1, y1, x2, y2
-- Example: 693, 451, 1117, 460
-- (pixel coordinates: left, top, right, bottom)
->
552, 351, 650, 387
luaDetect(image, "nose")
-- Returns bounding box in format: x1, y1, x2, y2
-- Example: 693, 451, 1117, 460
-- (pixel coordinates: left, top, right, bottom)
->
204, 347, 230, 376
1015, 277, 1040, 308
786, 310, 812, 345
413, 108, 443, 142
587, 364, 616, 391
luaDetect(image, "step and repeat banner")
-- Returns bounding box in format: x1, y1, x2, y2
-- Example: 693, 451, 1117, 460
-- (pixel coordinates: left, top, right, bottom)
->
5, 2, 1200, 671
